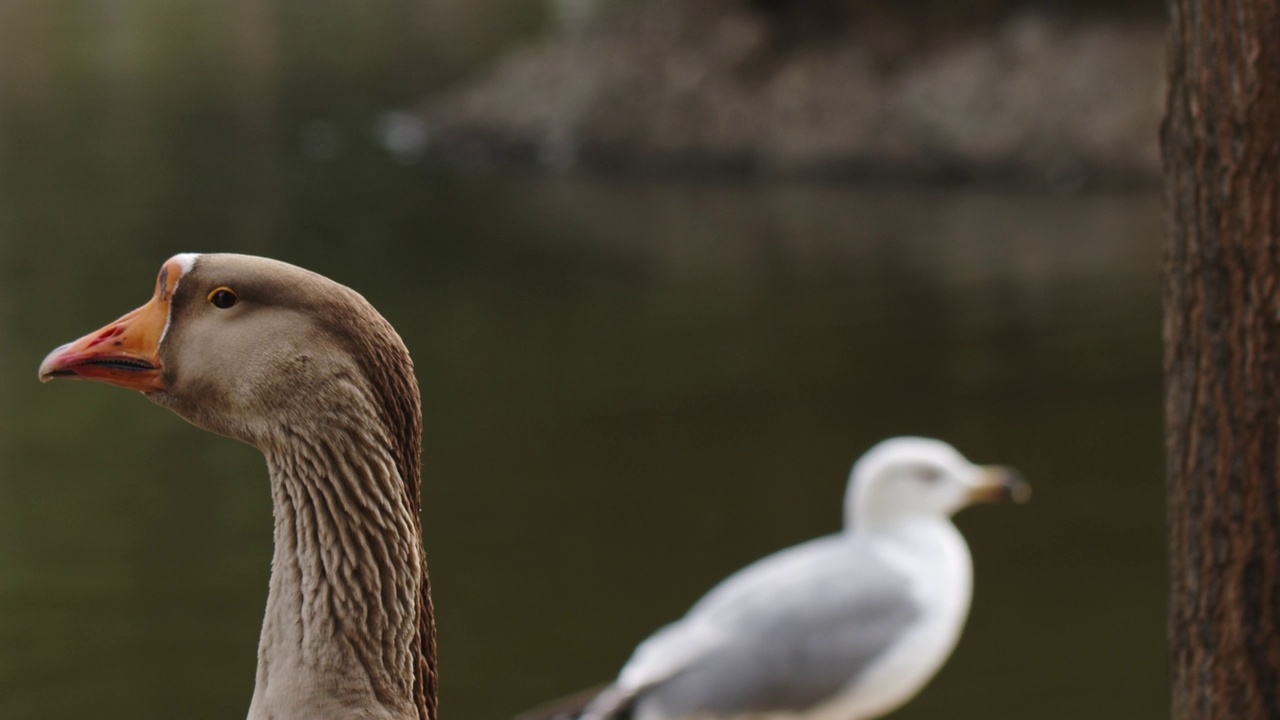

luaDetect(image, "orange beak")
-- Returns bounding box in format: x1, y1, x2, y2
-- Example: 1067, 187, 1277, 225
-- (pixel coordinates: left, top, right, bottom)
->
967, 465, 1032, 504
38, 258, 188, 393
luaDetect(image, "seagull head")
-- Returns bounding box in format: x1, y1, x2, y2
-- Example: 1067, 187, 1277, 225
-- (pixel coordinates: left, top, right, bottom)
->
844, 437, 1028, 530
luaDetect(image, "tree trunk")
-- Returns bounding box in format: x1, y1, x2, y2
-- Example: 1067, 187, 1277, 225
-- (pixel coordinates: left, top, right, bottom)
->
1163, 1, 1280, 718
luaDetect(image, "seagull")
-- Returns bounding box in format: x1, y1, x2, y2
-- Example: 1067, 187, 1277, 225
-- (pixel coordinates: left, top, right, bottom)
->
532, 437, 1028, 720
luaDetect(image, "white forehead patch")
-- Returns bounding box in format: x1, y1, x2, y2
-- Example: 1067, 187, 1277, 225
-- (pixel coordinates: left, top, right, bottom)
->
169, 253, 201, 274
158, 253, 201, 346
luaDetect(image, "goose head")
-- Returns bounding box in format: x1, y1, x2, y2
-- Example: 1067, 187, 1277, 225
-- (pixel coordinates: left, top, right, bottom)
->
39, 253, 419, 454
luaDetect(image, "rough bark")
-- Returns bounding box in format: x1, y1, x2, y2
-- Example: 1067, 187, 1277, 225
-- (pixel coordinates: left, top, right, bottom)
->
1163, 1, 1280, 718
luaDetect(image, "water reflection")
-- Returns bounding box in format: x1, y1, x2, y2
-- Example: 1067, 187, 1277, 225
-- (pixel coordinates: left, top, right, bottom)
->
0, 141, 1163, 718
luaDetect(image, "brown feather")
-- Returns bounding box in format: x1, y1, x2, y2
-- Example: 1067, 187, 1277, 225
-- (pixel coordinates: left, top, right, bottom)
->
319, 286, 437, 720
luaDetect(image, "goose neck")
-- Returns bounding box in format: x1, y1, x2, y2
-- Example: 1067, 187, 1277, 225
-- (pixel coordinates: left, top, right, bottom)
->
248, 421, 429, 720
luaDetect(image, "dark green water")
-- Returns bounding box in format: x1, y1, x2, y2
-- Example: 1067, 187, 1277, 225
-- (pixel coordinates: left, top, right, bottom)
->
0, 4, 1165, 719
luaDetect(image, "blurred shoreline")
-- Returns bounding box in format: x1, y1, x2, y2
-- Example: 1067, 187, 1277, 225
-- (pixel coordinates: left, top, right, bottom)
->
422, 1, 1164, 189
0, 1, 1165, 190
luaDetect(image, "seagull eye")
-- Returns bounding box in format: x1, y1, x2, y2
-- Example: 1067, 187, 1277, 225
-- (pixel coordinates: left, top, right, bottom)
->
916, 466, 944, 483
208, 287, 238, 309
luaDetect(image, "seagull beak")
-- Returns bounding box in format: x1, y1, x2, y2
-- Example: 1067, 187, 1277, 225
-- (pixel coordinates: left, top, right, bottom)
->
968, 466, 1031, 504
37, 258, 187, 393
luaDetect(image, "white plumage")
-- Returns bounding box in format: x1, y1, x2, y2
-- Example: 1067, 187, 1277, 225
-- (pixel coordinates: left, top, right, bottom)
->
575, 437, 1027, 720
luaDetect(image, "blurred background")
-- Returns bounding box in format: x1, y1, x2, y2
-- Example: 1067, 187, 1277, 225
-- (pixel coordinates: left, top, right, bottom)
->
0, 1, 1164, 719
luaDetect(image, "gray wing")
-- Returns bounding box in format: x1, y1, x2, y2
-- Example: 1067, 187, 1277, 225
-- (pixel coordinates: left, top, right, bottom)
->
630, 536, 920, 719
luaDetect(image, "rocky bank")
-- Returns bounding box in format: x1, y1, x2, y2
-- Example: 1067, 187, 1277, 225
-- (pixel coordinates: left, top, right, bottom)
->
421, 1, 1165, 187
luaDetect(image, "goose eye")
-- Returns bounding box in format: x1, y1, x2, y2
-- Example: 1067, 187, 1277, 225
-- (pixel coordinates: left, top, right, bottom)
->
208, 287, 238, 309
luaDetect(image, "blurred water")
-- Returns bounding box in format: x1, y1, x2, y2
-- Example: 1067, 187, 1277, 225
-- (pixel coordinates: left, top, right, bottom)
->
0, 3, 1164, 719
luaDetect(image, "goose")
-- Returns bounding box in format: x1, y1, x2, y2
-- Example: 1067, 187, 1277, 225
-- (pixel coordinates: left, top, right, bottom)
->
523, 437, 1028, 720
39, 253, 436, 720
